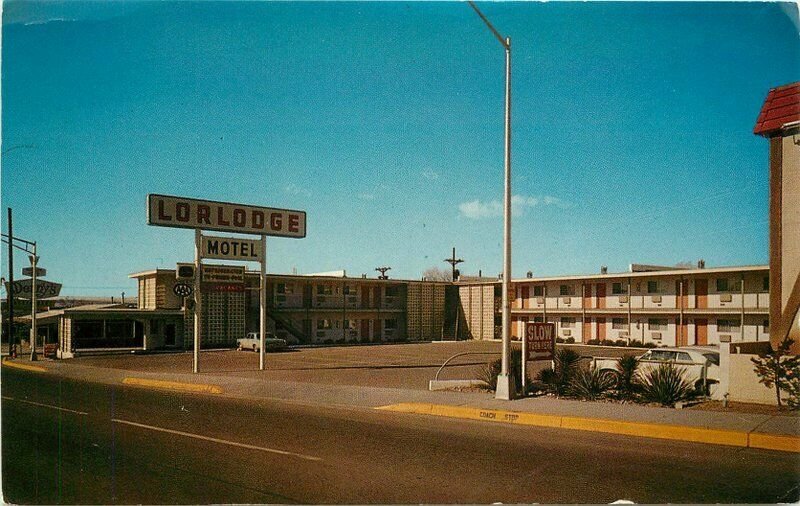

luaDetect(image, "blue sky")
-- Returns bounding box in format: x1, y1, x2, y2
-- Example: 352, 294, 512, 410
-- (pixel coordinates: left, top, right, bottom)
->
2, 1, 799, 296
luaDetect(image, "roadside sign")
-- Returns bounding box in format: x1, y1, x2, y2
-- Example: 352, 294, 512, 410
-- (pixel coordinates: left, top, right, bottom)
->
201, 283, 245, 293
22, 267, 46, 277
44, 343, 58, 358
6, 279, 62, 299
147, 194, 306, 238
526, 322, 555, 360
201, 235, 262, 262
201, 265, 245, 284
173, 282, 194, 297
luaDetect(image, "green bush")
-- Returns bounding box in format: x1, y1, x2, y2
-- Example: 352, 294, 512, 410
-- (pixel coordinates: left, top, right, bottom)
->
638, 363, 696, 407
628, 339, 644, 348
555, 337, 565, 344
476, 348, 529, 393
587, 339, 601, 345
564, 336, 575, 344
570, 366, 615, 400
537, 348, 582, 396
751, 338, 800, 408
643, 342, 657, 348
614, 355, 640, 398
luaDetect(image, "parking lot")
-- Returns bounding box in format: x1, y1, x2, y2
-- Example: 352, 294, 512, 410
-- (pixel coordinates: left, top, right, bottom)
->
68, 341, 641, 390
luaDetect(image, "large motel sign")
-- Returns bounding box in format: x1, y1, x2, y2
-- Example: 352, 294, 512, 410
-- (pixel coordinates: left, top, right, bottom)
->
147, 194, 306, 373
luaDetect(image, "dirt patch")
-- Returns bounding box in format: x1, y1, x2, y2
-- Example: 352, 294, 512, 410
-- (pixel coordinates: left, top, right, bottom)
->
688, 400, 800, 417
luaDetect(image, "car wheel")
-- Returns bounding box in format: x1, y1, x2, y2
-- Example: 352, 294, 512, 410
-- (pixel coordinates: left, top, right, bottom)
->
252, 344, 257, 352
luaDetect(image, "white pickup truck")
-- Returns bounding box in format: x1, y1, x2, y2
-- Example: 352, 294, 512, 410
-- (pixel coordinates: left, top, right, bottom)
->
592, 347, 720, 392
237, 332, 288, 352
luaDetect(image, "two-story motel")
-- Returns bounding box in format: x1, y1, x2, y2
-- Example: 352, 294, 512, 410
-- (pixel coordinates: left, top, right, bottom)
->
34, 261, 769, 358
458, 263, 771, 347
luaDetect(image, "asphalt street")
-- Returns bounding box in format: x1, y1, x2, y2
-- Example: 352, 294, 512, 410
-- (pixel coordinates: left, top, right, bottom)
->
3, 366, 799, 504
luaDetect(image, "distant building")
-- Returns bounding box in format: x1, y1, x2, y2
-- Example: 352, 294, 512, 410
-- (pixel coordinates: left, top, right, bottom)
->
754, 81, 800, 352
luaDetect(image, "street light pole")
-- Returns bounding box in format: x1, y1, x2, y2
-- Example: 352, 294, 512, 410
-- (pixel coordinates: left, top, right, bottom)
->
29, 244, 38, 361
468, 1, 515, 399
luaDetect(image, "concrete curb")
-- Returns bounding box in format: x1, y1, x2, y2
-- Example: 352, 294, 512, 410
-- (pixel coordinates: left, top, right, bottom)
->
122, 377, 223, 395
376, 402, 800, 453
2, 359, 48, 373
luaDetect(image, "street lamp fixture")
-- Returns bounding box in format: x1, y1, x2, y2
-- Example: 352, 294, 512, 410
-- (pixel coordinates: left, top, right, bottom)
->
467, 1, 515, 399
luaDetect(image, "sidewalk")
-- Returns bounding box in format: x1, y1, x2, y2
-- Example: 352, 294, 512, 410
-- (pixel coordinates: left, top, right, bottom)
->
4, 356, 799, 452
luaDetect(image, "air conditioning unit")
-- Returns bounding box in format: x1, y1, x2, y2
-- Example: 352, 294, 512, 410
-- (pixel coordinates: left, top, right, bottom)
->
619, 331, 629, 338
536, 297, 545, 304
562, 297, 571, 304
651, 295, 662, 303
720, 294, 732, 303
619, 296, 629, 303
651, 332, 662, 340
563, 330, 572, 337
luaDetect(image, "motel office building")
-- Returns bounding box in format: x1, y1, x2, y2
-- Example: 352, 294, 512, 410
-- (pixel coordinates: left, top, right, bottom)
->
459, 265, 771, 347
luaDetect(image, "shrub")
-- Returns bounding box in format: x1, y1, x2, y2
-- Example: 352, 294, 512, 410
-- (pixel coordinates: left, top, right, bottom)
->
555, 337, 565, 344
638, 363, 696, 407
476, 348, 528, 393
751, 338, 800, 408
643, 342, 657, 348
570, 365, 615, 400
615, 355, 640, 397
564, 336, 575, 344
587, 339, 601, 345
628, 339, 644, 348
323, 339, 334, 344
537, 348, 582, 396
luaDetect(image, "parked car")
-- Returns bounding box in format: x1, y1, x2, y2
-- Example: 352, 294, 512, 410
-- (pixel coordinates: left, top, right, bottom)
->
592, 346, 720, 393
237, 332, 288, 352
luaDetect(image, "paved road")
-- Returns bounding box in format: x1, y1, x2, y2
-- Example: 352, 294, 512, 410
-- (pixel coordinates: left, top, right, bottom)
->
4, 367, 798, 504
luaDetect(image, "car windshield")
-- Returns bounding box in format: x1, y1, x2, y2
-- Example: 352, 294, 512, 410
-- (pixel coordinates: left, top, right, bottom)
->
702, 353, 720, 366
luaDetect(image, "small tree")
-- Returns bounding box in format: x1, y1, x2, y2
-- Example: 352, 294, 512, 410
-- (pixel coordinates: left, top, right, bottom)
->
422, 266, 452, 282
751, 338, 800, 408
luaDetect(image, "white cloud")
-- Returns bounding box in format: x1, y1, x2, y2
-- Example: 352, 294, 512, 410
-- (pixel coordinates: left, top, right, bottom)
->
459, 194, 569, 219
422, 169, 440, 181
284, 183, 311, 198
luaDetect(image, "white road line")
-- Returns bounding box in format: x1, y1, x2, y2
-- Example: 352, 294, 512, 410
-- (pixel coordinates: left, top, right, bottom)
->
111, 418, 322, 462
2, 396, 88, 415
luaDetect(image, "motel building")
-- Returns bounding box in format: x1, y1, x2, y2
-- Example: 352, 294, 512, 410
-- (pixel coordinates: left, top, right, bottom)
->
458, 263, 771, 347
25, 260, 770, 358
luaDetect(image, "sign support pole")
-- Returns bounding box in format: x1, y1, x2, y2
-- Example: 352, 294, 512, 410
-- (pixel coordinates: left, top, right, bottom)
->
193, 229, 201, 374
29, 243, 37, 361
521, 323, 527, 395
259, 235, 267, 371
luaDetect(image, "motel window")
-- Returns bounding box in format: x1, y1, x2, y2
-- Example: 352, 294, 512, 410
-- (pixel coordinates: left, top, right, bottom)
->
385, 286, 399, 297
316, 319, 333, 330
277, 283, 294, 295
560, 317, 575, 328
763, 276, 769, 292
612, 282, 624, 295
718, 319, 740, 333
612, 318, 626, 330
716, 278, 729, 292
316, 285, 333, 296
647, 281, 659, 294
533, 286, 544, 297
559, 285, 575, 296
533, 316, 544, 323
385, 319, 397, 330
343, 285, 350, 295
763, 319, 770, 332
344, 319, 358, 330
648, 319, 668, 331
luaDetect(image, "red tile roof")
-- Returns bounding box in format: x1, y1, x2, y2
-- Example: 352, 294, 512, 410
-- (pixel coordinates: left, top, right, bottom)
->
754, 82, 800, 136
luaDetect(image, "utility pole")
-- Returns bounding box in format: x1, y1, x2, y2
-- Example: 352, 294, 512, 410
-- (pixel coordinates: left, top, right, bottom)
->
375, 266, 391, 280
29, 245, 38, 361
444, 247, 464, 281
468, 1, 514, 399
6, 208, 13, 357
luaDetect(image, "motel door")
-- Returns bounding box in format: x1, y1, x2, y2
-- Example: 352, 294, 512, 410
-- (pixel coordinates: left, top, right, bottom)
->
696, 319, 708, 346
678, 322, 689, 347
373, 287, 381, 309
520, 286, 529, 309
361, 287, 370, 308
361, 320, 370, 340
597, 318, 606, 341
583, 318, 592, 341
164, 323, 176, 347
582, 285, 592, 309
595, 283, 606, 309
696, 279, 708, 309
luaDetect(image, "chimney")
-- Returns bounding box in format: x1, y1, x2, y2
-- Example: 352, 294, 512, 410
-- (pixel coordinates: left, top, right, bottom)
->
697, 259, 705, 269
526, 271, 533, 279
600, 265, 608, 275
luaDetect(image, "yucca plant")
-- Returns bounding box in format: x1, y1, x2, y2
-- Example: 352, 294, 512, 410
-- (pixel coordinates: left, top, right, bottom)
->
614, 355, 640, 398
537, 348, 582, 396
570, 366, 615, 400
476, 348, 528, 393
638, 363, 696, 407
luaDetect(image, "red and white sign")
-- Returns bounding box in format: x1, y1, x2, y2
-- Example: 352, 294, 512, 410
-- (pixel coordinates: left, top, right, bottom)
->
147, 194, 306, 238
526, 322, 555, 360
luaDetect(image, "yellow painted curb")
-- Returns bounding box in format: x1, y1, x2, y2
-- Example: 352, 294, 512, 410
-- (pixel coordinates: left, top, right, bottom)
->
749, 432, 800, 453
2, 359, 47, 373
376, 402, 799, 453
122, 377, 223, 395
